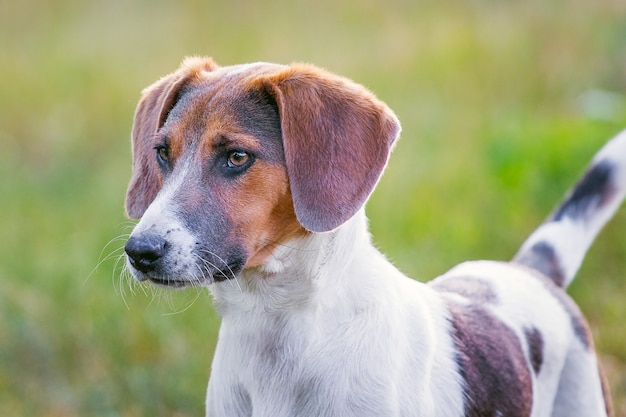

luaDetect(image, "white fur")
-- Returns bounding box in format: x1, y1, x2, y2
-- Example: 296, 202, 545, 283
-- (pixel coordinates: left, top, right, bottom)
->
207, 210, 466, 417
126, 158, 200, 281
200, 209, 612, 416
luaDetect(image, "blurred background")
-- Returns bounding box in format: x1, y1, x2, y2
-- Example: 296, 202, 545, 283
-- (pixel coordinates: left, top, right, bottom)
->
1, 0, 625, 415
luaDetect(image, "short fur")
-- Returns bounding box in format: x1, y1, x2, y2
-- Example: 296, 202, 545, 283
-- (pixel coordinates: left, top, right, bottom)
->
124, 57, 625, 417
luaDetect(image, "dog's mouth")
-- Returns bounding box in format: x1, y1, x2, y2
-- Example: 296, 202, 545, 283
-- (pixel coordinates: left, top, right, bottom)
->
147, 277, 199, 288
211, 261, 245, 282
140, 262, 244, 288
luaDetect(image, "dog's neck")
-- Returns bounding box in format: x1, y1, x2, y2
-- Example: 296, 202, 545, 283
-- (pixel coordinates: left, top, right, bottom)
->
210, 209, 386, 318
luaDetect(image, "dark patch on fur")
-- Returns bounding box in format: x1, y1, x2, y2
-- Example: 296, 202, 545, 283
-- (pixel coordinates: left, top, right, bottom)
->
552, 160, 616, 222
524, 327, 544, 375
447, 301, 532, 417
431, 276, 498, 304
239, 89, 283, 153
512, 264, 592, 349
514, 241, 566, 287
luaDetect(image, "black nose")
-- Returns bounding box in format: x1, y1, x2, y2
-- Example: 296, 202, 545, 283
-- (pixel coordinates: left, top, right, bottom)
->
125, 234, 168, 273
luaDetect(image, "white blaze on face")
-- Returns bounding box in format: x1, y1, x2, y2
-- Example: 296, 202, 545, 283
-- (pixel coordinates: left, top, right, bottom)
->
128, 158, 199, 280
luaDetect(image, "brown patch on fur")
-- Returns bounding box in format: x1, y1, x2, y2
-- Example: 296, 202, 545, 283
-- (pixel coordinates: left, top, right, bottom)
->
228, 162, 308, 267
447, 301, 533, 417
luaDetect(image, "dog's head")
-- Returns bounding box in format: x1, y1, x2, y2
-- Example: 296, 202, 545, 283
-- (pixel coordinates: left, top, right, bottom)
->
124, 57, 400, 287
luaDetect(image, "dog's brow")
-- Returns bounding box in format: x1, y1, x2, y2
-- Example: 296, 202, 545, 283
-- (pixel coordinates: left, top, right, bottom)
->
211, 134, 260, 150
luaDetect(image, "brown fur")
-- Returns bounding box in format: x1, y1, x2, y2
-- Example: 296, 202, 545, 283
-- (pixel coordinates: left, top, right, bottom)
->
228, 163, 307, 268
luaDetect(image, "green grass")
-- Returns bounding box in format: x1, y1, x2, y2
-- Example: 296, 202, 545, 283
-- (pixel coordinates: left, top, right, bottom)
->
1, 0, 625, 415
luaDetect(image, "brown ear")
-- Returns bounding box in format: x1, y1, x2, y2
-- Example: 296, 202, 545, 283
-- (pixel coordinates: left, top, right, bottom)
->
263, 64, 401, 232
124, 57, 217, 218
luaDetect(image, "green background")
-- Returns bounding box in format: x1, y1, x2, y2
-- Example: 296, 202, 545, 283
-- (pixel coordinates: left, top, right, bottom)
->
2, 0, 625, 415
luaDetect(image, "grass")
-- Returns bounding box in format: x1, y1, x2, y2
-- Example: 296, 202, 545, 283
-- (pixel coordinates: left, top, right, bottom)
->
1, 0, 625, 415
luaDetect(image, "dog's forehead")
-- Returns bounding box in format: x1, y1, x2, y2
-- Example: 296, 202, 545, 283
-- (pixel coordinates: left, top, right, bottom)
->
195, 61, 286, 91
172, 62, 285, 121
163, 63, 285, 159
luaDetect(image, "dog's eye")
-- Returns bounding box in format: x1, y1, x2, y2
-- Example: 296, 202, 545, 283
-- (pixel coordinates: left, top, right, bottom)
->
227, 151, 251, 169
155, 145, 169, 165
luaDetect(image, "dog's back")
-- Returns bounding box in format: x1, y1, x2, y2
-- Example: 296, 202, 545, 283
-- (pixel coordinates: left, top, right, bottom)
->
431, 131, 626, 416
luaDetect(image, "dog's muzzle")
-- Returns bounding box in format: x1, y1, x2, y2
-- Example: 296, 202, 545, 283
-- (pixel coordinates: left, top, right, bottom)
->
125, 230, 245, 286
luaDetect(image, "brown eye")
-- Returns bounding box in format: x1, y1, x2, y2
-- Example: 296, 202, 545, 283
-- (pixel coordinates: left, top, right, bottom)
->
155, 146, 169, 164
227, 151, 251, 168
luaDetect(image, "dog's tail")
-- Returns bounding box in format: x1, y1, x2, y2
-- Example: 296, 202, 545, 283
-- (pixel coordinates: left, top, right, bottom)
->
513, 129, 626, 288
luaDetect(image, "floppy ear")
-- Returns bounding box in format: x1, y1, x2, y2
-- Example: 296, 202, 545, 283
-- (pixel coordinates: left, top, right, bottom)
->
125, 57, 217, 218
263, 65, 401, 232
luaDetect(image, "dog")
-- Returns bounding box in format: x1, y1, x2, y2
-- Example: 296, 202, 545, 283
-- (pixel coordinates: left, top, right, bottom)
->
124, 57, 625, 417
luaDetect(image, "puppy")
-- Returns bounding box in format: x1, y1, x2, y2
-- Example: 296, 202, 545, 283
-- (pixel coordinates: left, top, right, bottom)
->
124, 57, 624, 416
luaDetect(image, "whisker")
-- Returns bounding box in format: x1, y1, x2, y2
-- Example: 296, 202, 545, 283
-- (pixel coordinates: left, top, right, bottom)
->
162, 264, 205, 316
145, 285, 159, 309
196, 248, 237, 280
88, 221, 138, 303
114, 252, 132, 309
197, 253, 236, 290
195, 248, 242, 291
84, 233, 131, 285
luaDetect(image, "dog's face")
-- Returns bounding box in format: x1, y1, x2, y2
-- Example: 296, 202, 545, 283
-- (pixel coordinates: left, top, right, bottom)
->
124, 57, 400, 287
